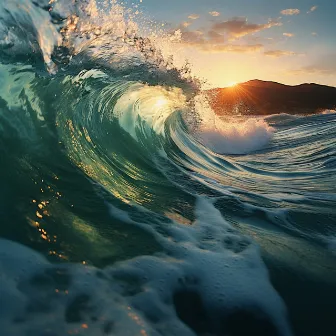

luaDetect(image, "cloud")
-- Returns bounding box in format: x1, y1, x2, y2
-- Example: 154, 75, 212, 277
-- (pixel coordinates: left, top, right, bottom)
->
289, 66, 331, 75
181, 22, 191, 28
198, 44, 264, 54
176, 16, 283, 54
283, 33, 294, 37
312, 32, 318, 36
281, 9, 300, 16
308, 6, 318, 13
180, 30, 205, 44
188, 14, 200, 20
211, 17, 282, 40
178, 27, 264, 54
289, 54, 336, 75
207, 30, 225, 43
209, 11, 220, 17
264, 50, 297, 57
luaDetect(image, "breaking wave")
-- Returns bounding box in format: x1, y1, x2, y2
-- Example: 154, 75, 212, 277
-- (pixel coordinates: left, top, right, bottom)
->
0, 1, 335, 336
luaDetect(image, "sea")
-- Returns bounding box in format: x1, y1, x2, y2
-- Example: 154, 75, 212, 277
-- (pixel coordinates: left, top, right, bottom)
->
0, 1, 335, 336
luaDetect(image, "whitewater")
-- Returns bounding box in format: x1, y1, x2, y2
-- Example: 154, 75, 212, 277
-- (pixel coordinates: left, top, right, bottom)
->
0, 1, 335, 336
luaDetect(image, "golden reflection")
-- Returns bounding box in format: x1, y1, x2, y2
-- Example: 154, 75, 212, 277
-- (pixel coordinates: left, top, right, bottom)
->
27, 218, 40, 228
164, 212, 192, 225
28, 198, 55, 243
127, 307, 147, 335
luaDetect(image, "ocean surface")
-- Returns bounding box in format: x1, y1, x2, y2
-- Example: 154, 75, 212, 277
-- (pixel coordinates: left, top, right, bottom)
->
0, 1, 335, 336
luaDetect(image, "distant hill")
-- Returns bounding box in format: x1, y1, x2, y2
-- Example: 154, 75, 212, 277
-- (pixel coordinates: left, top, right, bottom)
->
207, 80, 336, 115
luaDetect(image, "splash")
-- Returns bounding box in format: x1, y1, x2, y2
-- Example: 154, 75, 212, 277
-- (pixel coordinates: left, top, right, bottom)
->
198, 117, 274, 155
188, 94, 275, 155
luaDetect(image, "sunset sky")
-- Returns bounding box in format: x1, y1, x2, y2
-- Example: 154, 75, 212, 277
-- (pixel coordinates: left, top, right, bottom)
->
136, 0, 336, 88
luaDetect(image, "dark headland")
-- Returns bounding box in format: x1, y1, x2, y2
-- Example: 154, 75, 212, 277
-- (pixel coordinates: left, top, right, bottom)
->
207, 80, 336, 115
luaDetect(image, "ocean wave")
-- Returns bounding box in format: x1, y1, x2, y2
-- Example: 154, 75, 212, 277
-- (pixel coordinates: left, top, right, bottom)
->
0, 1, 335, 336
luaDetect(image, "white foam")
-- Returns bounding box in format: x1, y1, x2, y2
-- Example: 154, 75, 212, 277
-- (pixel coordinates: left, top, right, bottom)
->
186, 94, 274, 155
0, 198, 293, 336
197, 117, 274, 155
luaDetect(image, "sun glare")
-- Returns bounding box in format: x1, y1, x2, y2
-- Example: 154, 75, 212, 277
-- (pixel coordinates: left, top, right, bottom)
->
155, 97, 168, 107
227, 82, 238, 87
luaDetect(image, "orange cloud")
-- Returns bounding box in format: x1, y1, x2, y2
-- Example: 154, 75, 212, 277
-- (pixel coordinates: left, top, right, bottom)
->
308, 6, 318, 13
283, 33, 294, 37
188, 14, 200, 20
207, 30, 225, 43
289, 54, 336, 75
176, 16, 286, 55
281, 9, 300, 16
178, 27, 264, 54
289, 67, 328, 75
180, 29, 205, 44
290, 66, 336, 75
209, 11, 220, 17
211, 17, 282, 40
264, 50, 297, 57
181, 22, 191, 28
199, 44, 264, 54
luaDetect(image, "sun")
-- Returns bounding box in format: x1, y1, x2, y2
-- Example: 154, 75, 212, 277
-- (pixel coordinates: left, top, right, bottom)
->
227, 82, 238, 87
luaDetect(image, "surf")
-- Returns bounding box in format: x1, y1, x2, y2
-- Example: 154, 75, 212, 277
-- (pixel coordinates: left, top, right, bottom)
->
0, 1, 335, 336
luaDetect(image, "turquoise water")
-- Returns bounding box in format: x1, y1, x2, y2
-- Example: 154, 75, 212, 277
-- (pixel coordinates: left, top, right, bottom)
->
0, 1, 335, 336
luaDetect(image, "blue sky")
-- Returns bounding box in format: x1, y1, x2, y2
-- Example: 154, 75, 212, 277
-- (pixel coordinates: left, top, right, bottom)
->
127, 0, 336, 87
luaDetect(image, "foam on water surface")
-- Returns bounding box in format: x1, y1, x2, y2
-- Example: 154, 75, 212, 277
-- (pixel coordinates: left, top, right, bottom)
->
0, 198, 292, 336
